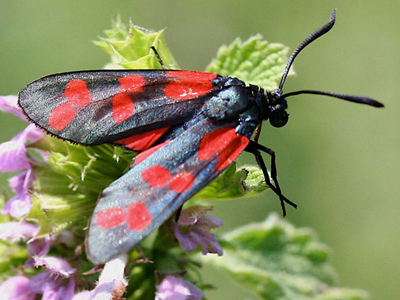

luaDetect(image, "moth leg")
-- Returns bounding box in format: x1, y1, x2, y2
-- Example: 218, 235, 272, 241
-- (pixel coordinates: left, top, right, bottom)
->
245, 140, 297, 216
150, 46, 169, 70
253, 123, 262, 143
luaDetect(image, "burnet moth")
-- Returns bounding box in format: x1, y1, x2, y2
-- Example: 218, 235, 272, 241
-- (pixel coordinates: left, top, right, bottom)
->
18, 9, 383, 264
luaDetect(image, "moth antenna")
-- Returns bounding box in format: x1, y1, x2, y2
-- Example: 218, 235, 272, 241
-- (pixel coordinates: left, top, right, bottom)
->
277, 9, 384, 108
279, 9, 336, 90
282, 90, 384, 108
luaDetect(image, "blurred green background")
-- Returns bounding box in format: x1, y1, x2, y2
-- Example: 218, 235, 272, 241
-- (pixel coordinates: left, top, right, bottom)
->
0, 1, 398, 299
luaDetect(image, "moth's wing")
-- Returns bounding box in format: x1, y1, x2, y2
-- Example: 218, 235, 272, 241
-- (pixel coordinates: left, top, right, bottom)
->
18, 70, 221, 150
86, 116, 250, 264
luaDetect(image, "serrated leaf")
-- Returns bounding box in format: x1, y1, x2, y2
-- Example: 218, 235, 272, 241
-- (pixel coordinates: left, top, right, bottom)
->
95, 16, 178, 70
27, 141, 135, 237
193, 163, 267, 201
201, 214, 369, 300
206, 35, 290, 89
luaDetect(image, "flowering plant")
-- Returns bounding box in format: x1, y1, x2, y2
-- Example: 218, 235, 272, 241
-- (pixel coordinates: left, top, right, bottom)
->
0, 19, 369, 299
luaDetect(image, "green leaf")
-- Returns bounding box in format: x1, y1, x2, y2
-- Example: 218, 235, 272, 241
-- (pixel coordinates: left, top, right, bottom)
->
94, 16, 178, 69
201, 214, 369, 300
206, 35, 290, 89
27, 142, 135, 237
193, 163, 268, 201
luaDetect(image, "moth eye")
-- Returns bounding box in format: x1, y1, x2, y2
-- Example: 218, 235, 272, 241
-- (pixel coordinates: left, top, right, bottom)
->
269, 111, 289, 128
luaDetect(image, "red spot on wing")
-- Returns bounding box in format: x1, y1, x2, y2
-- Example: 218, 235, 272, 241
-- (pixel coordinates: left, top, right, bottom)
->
119, 75, 145, 93
141, 165, 171, 188
111, 75, 145, 124
134, 141, 170, 165
64, 79, 91, 107
114, 127, 170, 151
48, 79, 92, 131
170, 172, 195, 193
164, 71, 217, 100
198, 127, 249, 170
95, 207, 126, 229
48, 102, 76, 131
127, 202, 152, 231
94, 203, 152, 232
112, 93, 135, 123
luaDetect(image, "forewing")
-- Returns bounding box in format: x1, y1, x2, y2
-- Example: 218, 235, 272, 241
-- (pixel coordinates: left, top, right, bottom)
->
86, 115, 250, 264
18, 70, 221, 150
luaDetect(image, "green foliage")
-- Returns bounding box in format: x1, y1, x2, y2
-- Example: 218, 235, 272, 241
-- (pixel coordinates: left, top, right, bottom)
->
194, 163, 267, 201
203, 215, 369, 299
27, 141, 135, 237
94, 16, 178, 70
206, 35, 290, 89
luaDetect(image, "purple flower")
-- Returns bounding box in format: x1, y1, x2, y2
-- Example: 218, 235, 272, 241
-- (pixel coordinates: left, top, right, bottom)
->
0, 95, 45, 218
0, 259, 76, 300
0, 123, 44, 172
1, 169, 35, 217
0, 221, 53, 267
0, 276, 35, 300
155, 275, 204, 300
0, 221, 39, 242
27, 236, 51, 260
0, 94, 45, 172
174, 205, 223, 256
29, 271, 75, 300
34, 256, 76, 277
0, 223, 76, 299
0, 95, 44, 172
0, 222, 76, 300
0, 95, 25, 120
